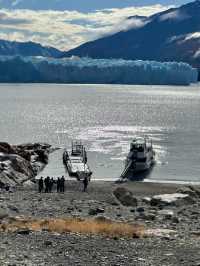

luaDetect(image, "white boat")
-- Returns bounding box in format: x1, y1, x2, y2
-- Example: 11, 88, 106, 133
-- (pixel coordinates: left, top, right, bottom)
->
120, 137, 155, 179
63, 140, 92, 180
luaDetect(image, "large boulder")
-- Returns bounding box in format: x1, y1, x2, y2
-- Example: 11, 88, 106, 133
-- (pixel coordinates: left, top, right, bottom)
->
113, 187, 138, 207
0, 142, 51, 188
150, 193, 195, 207
0, 154, 35, 186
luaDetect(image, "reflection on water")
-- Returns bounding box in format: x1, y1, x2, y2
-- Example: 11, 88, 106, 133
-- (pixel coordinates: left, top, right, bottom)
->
56, 125, 167, 163
0, 83, 200, 182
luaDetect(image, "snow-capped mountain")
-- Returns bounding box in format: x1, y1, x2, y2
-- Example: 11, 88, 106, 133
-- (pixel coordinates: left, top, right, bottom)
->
0, 40, 63, 58
64, 0, 200, 71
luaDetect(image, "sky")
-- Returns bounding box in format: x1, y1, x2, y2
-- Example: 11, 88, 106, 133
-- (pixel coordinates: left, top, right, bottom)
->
0, 0, 194, 51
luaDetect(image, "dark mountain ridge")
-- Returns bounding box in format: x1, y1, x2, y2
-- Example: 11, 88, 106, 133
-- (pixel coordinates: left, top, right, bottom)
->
63, 0, 200, 73
0, 39, 63, 58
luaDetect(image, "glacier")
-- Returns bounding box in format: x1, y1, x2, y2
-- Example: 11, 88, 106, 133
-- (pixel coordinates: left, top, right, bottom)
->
0, 56, 198, 85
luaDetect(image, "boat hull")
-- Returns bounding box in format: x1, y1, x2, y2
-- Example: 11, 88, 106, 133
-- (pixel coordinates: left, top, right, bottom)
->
131, 160, 155, 173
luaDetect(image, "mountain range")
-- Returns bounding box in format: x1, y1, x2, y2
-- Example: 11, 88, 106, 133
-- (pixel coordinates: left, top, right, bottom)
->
64, 0, 200, 73
0, 0, 199, 79
0, 40, 62, 58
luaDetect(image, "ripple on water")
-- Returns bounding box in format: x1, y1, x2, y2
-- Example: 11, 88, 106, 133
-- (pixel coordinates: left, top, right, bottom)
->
55, 125, 168, 164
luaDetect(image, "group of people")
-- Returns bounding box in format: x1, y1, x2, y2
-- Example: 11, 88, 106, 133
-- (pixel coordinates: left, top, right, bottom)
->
38, 176, 65, 193
38, 175, 90, 193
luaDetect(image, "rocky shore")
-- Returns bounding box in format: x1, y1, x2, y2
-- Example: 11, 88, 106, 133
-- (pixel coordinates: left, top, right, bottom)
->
0, 180, 200, 265
0, 142, 52, 188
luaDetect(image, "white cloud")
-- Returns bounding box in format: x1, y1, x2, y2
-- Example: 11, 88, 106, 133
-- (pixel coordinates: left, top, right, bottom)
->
0, 5, 172, 51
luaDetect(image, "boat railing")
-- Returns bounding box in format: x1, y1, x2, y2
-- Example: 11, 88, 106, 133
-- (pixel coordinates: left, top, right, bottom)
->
120, 160, 136, 179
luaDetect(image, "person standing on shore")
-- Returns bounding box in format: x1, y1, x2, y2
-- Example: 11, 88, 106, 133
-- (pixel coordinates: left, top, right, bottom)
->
38, 177, 44, 193
60, 176, 65, 193
83, 175, 89, 192
44, 176, 50, 193
49, 177, 54, 192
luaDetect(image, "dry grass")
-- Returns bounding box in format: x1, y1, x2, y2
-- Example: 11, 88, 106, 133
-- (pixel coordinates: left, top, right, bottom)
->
0, 217, 144, 238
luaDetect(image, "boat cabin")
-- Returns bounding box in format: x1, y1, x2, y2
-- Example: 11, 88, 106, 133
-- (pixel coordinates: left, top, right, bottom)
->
71, 140, 84, 156
128, 137, 153, 161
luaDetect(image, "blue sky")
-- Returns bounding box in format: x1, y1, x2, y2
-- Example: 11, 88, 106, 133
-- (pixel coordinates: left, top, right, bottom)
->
0, 0, 194, 50
0, 0, 192, 11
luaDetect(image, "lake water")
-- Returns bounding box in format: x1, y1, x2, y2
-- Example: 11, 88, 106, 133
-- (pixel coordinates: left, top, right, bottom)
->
0, 83, 200, 182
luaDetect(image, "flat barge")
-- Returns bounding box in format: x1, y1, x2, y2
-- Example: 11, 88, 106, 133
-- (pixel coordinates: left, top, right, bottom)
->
63, 140, 92, 180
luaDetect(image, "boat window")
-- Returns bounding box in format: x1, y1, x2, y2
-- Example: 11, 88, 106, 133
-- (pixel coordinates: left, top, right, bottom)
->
131, 145, 144, 152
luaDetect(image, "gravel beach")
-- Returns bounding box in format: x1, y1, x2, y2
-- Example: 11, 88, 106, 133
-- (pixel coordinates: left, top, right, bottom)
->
1, 180, 200, 266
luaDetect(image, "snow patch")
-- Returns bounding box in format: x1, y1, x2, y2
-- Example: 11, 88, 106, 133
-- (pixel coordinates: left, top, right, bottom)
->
194, 49, 200, 58
159, 10, 189, 22
185, 32, 200, 41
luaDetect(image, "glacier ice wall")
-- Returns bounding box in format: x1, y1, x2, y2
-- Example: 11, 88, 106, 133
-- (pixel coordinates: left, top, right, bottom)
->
0, 56, 198, 85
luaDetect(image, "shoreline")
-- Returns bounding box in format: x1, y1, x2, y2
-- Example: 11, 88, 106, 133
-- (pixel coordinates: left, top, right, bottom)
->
87, 178, 200, 185
1, 177, 200, 265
